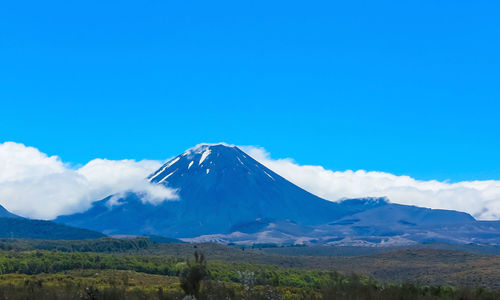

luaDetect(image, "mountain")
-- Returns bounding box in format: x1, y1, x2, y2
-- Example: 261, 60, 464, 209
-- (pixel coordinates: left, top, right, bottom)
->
0, 204, 105, 240
57, 144, 357, 236
55, 143, 486, 245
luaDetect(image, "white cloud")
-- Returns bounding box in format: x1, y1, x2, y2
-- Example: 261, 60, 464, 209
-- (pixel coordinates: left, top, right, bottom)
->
0, 142, 177, 219
241, 146, 500, 220
2, 141, 499, 221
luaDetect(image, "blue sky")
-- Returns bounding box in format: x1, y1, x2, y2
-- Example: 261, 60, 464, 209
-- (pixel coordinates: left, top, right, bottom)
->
1, 0, 499, 182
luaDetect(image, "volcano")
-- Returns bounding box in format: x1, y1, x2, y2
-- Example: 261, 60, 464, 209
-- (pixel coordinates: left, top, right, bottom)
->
56, 143, 482, 245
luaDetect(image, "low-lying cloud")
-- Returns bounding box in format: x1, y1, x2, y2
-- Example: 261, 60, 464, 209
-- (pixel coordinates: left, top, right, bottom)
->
1, 141, 499, 221
242, 146, 500, 220
0, 142, 177, 219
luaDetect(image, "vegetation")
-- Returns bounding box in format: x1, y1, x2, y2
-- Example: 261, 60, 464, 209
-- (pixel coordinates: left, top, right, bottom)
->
0, 248, 497, 299
3, 239, 500, 289
0, 267, 499, 299
0, 239, 499, 298
180, 251, 206, 298
0, 238, 152, 252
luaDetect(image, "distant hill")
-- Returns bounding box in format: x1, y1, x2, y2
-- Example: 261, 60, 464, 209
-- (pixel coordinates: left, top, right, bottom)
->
0, 205, 21, 219
0, 204, 104, 240
54, 143, 490, 246
0, 217, 105, 240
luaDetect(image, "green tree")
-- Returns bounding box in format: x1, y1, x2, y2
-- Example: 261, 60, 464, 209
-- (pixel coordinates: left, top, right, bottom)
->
180, 251, 207, 299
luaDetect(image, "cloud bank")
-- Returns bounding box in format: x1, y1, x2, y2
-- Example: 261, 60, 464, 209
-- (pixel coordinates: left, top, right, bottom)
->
1, 141, 499, 221
242, 146, 500, 220
0, 142, 177, 219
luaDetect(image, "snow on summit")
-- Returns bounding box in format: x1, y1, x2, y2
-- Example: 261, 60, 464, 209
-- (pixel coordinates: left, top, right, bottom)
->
146, 142, 294, 189
147, 143, 243, 184
199, 149, 211, 165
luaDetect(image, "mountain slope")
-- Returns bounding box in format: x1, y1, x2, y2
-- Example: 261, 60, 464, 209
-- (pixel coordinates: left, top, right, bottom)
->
56, 144, 476, 244
0, 204, 21, 219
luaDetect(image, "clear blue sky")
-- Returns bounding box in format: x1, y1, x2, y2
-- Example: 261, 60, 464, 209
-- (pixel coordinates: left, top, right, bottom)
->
1, 1, 499, 182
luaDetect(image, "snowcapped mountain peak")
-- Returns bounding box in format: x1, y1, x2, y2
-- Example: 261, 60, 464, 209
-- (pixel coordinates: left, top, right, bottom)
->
183, 143, 236, 155
148, 143, 270, 184
133, 143, 356, 236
